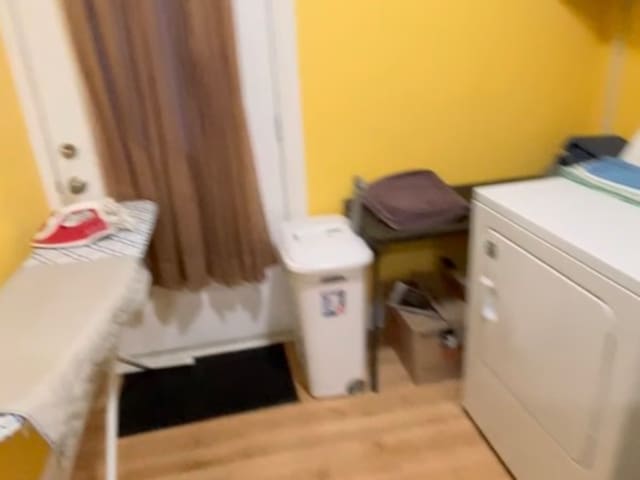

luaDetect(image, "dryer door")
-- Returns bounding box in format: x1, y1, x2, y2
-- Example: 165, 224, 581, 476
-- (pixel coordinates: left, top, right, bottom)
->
480, 229, 616, 466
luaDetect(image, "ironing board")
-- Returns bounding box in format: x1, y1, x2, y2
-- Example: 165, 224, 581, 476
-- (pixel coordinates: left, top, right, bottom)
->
0, 200, 157, 480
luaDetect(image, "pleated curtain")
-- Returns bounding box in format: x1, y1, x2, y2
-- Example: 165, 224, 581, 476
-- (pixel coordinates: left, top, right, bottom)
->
63, 0, 276, 289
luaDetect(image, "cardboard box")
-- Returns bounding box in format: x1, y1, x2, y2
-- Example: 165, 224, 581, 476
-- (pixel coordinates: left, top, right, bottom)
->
409, 272, 466, 341
387, 306, 461, 384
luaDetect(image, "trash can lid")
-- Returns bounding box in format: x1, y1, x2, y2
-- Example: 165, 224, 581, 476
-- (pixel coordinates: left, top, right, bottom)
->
280, 215, 373, 274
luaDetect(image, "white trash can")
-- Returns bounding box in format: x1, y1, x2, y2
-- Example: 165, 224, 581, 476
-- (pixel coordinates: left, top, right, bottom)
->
280, 215, 373, 398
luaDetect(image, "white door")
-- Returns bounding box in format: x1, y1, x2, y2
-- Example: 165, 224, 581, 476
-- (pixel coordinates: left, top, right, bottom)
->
2, 0, 300, 359
1, 0, 106, 206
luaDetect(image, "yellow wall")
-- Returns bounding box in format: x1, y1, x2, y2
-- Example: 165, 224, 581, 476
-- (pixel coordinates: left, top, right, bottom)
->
0, 35, 49, 480
614, 2, 640, 136
0, 37, 48, 285
296, 0, 614, 215
295, 0, 615, 279
0, 422, 50, 480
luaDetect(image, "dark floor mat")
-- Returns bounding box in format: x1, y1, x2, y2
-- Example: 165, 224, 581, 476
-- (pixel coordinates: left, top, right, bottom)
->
119, 343, 298, 436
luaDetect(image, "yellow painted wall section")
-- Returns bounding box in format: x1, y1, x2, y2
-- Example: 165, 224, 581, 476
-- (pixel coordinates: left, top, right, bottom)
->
0, 37, 48, 285
296, 0, 614, 215
614, 2, 640, 136
0, 36, 49, 480
0, 422, 50, 480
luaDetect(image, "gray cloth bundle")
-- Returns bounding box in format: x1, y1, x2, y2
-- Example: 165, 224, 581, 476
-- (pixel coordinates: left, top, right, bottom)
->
363, 170, 469, 231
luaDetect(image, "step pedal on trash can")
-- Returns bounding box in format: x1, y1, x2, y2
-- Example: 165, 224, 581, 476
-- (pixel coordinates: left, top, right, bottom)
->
280, 215, 373, 398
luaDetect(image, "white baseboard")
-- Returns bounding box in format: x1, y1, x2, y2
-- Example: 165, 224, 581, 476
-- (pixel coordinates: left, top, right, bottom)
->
117, 330, 295, 373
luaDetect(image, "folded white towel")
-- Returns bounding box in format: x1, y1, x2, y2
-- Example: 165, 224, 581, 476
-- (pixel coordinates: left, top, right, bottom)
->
620, 129, 640, 167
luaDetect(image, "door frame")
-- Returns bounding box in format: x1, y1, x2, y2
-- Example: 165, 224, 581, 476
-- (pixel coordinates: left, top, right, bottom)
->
0, 0, 308, 217
0, 0, 64, 207
267, 0, 308, 219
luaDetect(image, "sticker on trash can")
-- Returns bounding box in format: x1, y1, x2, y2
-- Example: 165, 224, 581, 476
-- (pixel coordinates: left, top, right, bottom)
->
321, 290, 346, 317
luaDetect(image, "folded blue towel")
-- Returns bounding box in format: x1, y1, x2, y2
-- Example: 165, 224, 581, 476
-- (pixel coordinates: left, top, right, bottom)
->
583, 157, 640, 190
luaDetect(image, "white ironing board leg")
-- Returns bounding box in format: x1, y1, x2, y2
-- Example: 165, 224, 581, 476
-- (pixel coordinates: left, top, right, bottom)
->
105, 366, 120, 480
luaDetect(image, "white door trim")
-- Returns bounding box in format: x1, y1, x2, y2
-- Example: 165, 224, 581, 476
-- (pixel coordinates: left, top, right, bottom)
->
267, 0, 308, 219
0, 0, 60, 208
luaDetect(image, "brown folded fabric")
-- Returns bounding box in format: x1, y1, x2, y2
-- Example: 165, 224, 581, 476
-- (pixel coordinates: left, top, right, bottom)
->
363, 170, 469, 231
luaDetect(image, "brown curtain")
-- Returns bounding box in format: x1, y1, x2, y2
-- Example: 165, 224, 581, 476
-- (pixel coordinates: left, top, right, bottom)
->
63, 0, 276, 289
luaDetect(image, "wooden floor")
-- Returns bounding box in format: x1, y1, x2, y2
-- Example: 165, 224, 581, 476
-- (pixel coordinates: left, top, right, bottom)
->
72, 346, 510, 480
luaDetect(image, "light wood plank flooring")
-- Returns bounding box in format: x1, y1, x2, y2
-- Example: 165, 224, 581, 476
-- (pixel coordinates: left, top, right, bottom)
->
72, 346, 510, 480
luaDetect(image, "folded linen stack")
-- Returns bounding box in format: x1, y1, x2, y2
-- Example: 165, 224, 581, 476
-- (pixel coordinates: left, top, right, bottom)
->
363, 170, 469, 231
560, 130, 640, 205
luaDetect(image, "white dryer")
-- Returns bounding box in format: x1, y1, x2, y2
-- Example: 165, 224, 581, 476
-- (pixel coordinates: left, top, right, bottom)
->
463, 177, 640, 480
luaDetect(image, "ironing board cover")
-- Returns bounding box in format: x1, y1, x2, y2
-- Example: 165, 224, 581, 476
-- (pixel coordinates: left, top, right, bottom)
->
0, 200, 156, 458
